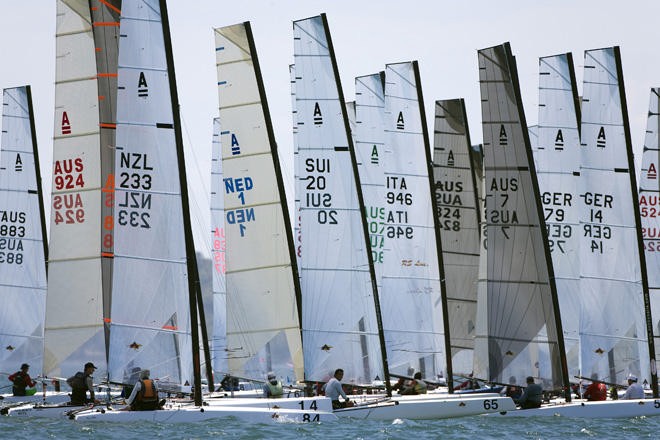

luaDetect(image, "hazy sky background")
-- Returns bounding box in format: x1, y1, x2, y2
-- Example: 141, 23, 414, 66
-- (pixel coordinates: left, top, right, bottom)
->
1, 0, 659, 258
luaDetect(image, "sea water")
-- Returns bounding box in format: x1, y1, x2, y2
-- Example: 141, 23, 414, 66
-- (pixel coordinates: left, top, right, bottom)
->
2, 414, 659, 440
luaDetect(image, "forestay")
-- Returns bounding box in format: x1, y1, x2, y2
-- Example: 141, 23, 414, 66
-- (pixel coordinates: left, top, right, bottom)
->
382, 61, 447, 381
45, 0, 107, 378
294, 14, 386, 385
579, 47, 654, 388
474, 43, 567, 393
0, 86, 48, 375
535, 53, 582, 381
210, 118, 227, 375
108, 0, 193, 387
639, 88, 660, 372
432, 99, 480, 378
215, 22, 303, 383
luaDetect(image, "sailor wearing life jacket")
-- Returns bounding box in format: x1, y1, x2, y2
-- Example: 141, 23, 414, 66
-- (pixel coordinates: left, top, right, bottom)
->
263, 371, 283, 398
8, 363, 36, 396
125, 369, 160, 411
67, 362, 99, 405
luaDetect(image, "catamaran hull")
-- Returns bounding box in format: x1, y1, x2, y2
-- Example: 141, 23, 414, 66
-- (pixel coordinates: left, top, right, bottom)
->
4, 403, 88, 418
486, 399, 660, 418
0, 392, 70, 407
335, 395, 515, 420
72, 405, 337, 423
202, 396, 333, 411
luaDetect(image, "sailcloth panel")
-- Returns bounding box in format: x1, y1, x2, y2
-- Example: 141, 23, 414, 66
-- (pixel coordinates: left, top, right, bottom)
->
579, 47, 650, 384
639, 89, 660, 367
0, 87, 47, 375
295, 15, 383, 385
109, 0, 192, 386
433, 99, 480, 376
216, 23, 303, 382
475, 43, 564, 389
45, 0, 106, 378
535, 54, 582, 380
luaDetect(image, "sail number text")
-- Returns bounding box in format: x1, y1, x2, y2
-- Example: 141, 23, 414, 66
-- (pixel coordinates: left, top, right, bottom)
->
118, 153, 152, 229
0, 210, 26, 265
304, 158, 337, 225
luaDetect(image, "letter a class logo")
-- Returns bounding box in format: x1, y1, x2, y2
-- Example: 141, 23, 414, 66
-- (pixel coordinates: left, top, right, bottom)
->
138, 72, 148, 97
370, 144, 379, 164
231, 133, 240, 156
554, 129, 564, 150
61, 111, 71, 135
313, 102, 322, 125
396, 111, 405, 130
447, 150, 455, 167
14, 153, 23, 172
649, 163, 657, 180
499, 124, 508, 146
596, 126, 606, 148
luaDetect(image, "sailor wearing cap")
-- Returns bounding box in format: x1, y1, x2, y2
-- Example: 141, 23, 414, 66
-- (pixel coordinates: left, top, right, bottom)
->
263, 371, 283, 398
622, 373, 645, 399
67, 362, 100, 405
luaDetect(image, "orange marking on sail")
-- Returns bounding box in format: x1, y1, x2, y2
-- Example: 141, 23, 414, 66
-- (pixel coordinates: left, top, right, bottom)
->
91, 6, 98, 11
99, 0, 121, 14
93, 22, 120, 27
95, 47, 102, 52
97, 73, 118, 78
103, 317, 111, 323
99, 123, 117, 129
101, 252, 114, 258
162, 325, 178, 331
99, 95, 105, 101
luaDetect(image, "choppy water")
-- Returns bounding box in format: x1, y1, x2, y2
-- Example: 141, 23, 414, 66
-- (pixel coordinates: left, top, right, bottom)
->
3, 414, 660, 440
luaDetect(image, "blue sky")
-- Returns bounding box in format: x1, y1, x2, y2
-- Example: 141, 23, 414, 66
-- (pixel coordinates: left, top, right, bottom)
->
1, 0, 659, 257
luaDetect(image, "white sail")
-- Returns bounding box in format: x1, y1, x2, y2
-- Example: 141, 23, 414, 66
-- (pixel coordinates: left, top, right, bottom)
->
210, 117, 227, 375
579, 47, 651, 384
354, 73, 386, 291
474, 43, 566, 391
535, 53, 582, 380
44, 0, 106, 377
432, 99, 480, 377
108, 0, 193, 386
215, 22, 303, 383
639, 88, 660, 369
382, 61, 446, 380
294, 14, 385, 385
0, 86, 48, 375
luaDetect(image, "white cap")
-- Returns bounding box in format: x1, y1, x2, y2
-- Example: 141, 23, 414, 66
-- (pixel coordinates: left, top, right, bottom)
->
267, 371, 276, 380
628, 374, 638, 382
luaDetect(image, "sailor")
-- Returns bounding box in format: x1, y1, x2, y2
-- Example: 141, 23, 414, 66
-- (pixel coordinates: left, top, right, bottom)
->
401, 372, 427, 395
323, 368, 351, 409
124, 369, 161, 411
622, 374, 645, 399
8, 363, 36, 396
583, 373, 607, 401
263, 371, 283, 398
515, 376, 543, 409
67, 362, 100, 405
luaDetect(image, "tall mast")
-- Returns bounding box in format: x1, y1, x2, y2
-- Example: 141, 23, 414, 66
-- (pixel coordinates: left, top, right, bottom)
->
159, 0, 203, 406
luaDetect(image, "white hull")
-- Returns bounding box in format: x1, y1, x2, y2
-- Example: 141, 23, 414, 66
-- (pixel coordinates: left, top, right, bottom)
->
0, 391, 70, 407
335, 395, 515, 420
202, 395, 333, 411
486, 399, 660, 418
72, 403, 337, 423
4, 402, 88, 418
